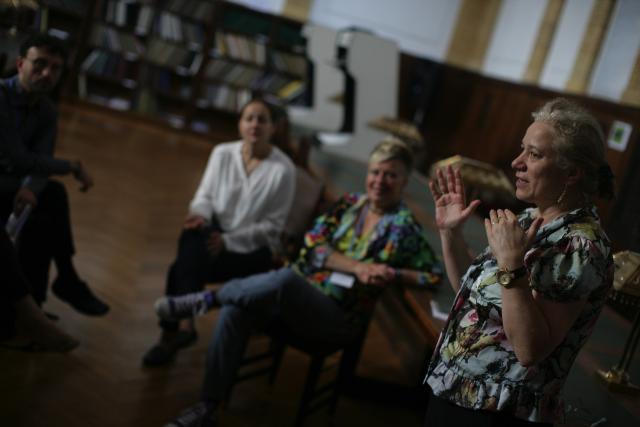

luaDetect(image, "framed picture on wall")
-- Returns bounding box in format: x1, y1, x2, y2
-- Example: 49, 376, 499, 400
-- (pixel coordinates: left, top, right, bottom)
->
608, 120, 633, 152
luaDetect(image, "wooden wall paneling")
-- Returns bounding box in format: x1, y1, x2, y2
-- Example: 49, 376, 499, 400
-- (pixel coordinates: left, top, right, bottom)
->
445, 0, 503, 71
565, 0, 616, 94
523, 0, 565, 84
402, 56, 640, 236
621, 48, 640, 107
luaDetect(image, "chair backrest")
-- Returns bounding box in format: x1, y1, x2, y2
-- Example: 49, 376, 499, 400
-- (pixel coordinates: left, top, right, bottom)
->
281, 166, 324, 257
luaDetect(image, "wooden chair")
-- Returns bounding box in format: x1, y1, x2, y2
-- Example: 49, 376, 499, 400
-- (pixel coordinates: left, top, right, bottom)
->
227, 317, 372, 427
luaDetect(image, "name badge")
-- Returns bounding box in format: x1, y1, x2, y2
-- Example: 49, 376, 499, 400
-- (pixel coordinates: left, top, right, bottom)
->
328, 272, 355, 289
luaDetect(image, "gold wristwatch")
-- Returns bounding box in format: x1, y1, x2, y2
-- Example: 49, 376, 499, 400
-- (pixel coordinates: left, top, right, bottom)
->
496, 265, 527, 288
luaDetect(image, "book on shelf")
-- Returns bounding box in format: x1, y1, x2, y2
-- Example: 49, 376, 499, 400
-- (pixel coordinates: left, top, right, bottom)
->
204, 58, 234, 80
166, 0, 213, 22
235, 66, 262, 88
277, 79, 303, 101
271, 50, 306, 77
90, 23, 145, 58
80, 49, 139, 84
256, 72, 290, 94
200, 82, 251, 113
104, 1, 150, 33
114, 1, 129, 27
221, 63, 247, 85
157, 11, 184, 44
135, 4, 153, 35
146, 38, 201, 75
47, 27, 70, 40
216, 31, 267, 66
183, 20, 205, 49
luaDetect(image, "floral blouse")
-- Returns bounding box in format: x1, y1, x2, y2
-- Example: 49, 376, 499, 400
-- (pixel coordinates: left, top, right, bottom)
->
425, 205, 613, 424
291, 192, 442, 325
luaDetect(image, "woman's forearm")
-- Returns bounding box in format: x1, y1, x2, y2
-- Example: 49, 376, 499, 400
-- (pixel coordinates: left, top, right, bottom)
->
501, 277, 586, 366
440, 229, 474, 292
324, 251, 360, 274
501, 280, 551, 366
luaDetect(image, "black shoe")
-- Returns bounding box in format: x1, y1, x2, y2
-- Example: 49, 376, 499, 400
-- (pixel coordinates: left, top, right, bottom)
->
51, 277, 110, 316
164, 402, 217, 427
142, 330, 198, 367
44, 311, 59, 321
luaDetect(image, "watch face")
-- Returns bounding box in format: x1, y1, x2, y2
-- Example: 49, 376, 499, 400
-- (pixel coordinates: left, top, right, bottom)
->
498, 271, 514, 286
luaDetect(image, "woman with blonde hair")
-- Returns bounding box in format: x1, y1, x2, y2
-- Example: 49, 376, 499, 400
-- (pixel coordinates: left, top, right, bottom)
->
424, 98, 614, 426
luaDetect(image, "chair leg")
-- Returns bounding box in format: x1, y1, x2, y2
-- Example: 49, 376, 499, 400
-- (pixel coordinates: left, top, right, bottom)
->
269, 339, 286, 385
294, 354, 326, 427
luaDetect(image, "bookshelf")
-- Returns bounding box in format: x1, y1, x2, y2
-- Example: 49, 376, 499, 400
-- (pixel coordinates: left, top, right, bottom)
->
190, 1, 308, 134
1, 4, 36, 77
1, 1, 308, 136
69, 0, 308, 137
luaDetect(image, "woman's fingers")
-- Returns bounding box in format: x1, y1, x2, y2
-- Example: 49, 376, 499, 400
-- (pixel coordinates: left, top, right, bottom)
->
435, 166, 461, 196
454, 168, 464, 200
446, 165, 456, 194
436, 168, 446, 195
489, 209, 499, 225
504, 209, 517, 221
428, 180, 440, 199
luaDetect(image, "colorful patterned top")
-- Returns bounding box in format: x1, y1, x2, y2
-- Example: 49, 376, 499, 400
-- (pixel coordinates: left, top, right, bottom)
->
425, 205, 613, 424
291, 192, 442, 325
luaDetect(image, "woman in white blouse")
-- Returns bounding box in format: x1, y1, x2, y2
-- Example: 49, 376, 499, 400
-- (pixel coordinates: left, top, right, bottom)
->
143, 99, 296, 366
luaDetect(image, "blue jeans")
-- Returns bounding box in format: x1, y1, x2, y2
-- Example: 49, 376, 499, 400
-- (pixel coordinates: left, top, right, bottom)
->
201, 267, 357, 402
160, 217, 273, 331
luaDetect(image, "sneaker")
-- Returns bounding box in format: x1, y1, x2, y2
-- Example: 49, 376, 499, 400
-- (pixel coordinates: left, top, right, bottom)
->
154, 291, 215, 321
164, 402, 217, 427
142, 330, 197, 367
52, 277, 109, 316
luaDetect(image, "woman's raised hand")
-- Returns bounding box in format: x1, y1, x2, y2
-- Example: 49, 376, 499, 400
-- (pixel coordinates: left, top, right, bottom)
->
428, 165, 481, 231
485, 209, 542, 270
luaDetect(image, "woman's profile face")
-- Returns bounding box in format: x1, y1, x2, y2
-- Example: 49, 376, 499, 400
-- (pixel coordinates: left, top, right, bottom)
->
238, 101, 275, 146
366, 159, 408, 210
511, 121, 569, 208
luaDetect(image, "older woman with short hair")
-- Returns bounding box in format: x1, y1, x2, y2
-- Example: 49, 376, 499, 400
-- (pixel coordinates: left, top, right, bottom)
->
424, 98, 615, 426
155, 138, 442, 427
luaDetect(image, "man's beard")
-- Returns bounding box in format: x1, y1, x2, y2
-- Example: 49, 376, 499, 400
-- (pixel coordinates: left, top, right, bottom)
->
30, 78, 55, 94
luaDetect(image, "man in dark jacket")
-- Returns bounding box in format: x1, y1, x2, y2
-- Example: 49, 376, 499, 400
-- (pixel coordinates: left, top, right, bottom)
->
0, 33, 107, 316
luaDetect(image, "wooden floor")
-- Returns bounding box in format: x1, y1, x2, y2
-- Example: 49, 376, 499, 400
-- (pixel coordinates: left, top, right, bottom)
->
0, 103, 431, 427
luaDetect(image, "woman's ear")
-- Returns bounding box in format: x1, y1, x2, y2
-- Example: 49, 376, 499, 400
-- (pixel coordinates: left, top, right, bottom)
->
566, 166, 583, 186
